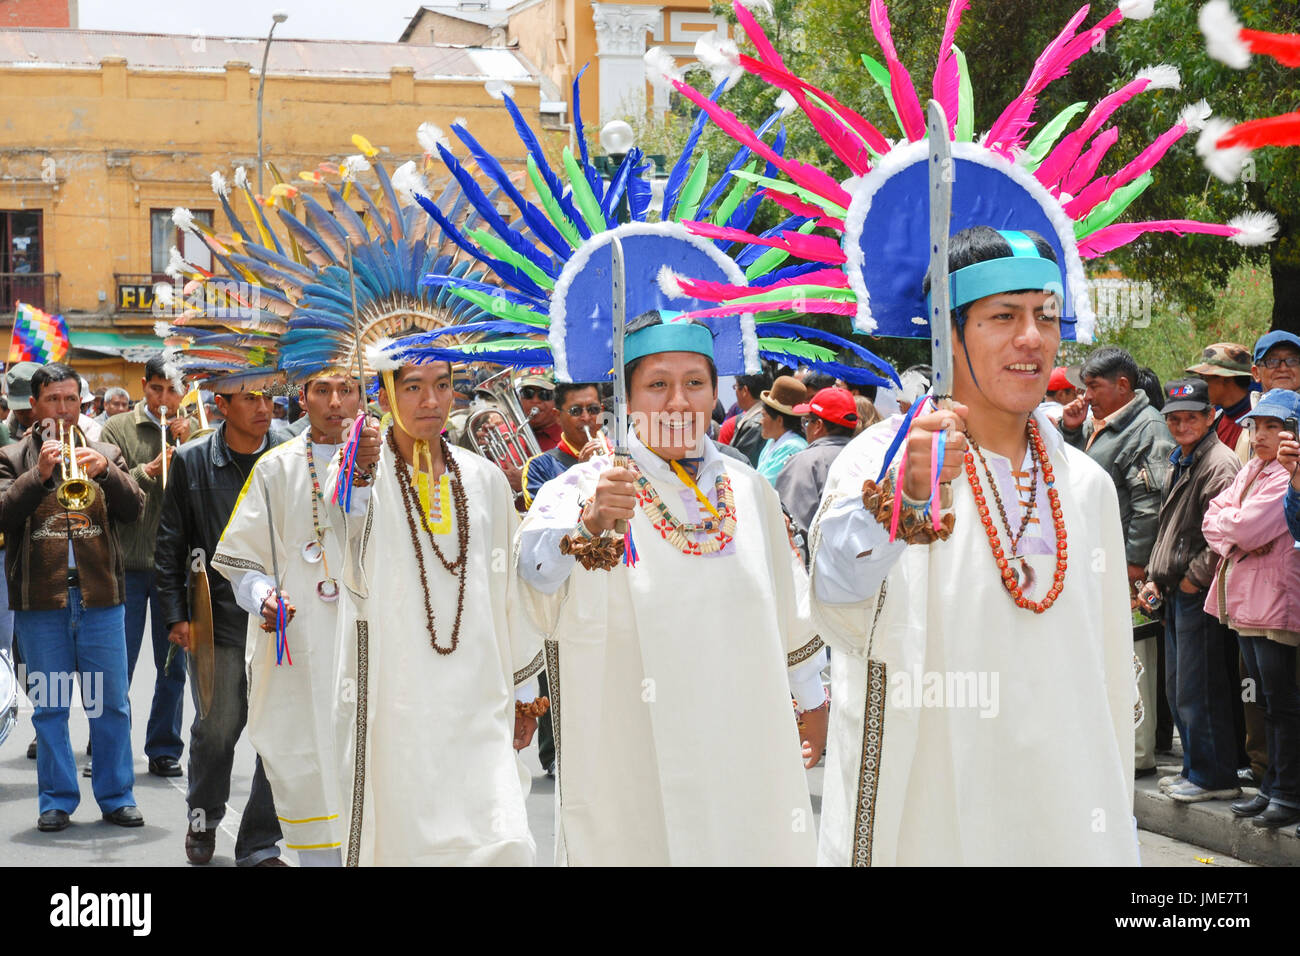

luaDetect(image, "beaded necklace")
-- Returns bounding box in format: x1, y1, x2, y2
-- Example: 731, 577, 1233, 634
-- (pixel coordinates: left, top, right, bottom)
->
390, 429, 469, 655
303, 431, 341, 601
631, 463, 736, 556
963, 418, 1067, 614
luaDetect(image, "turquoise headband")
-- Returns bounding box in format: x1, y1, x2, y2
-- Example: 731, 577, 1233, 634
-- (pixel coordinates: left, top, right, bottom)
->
926, 230, 1063, 315
624, 319, 715, 365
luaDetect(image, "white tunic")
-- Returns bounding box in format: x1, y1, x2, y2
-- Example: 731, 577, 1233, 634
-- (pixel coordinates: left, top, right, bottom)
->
334, 441, 543, 866
212, 437, 348, 854
516, 433, 822, 866
809, 409, 1138, 866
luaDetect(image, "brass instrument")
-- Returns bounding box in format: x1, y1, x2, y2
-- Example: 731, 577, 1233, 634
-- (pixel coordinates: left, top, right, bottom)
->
159, 405, 170, 491
179, 385, 215, 439
464, 368, 542, 469
57, 419, 98, 512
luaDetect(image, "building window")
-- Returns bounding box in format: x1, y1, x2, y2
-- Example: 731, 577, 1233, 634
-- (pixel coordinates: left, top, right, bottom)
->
1, 209, 45, 311
150, 208, 213, 277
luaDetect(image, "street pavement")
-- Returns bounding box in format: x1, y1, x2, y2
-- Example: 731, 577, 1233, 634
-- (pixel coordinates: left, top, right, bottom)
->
0, 627, 1253, 867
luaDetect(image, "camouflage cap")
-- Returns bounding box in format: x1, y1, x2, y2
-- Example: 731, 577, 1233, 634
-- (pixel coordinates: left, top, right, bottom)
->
1185, 342, 1252, 377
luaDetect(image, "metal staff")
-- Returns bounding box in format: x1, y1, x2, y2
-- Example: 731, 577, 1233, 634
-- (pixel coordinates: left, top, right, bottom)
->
159, 406, 170, 491
262, 482, 291, 664
609, 235, 629, 535
346, 244, 367, 399
926, 99, 955, 411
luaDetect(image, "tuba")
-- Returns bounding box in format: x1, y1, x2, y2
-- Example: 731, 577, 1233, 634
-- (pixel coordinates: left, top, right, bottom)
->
464, 368, 542, 469
57, 419, 99, 511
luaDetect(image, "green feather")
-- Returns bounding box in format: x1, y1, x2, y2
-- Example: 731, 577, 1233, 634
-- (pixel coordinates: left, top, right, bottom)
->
1073, 172, 1154, 239
954, 45, 975, 143
1023, 101, 1088, 169
673, 152, 711, 223
728, 168, 848, 217
728, 284, 856, 305
744, 220, 816, 281
526, 156, 581, 249
561, 147, 608, 234
469, 228, 555, 291
712, 162, 756, 226
861, 54, 906, 141
758, 337, 836, 362
447, 338, 549, 355
444, 287, 549, 327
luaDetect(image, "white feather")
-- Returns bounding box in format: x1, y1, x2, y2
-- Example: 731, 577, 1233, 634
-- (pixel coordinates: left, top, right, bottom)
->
1118, 0, 1156, 19
209, 170, 229, 198
1196, 117, 1250, 181
644, 46, 681, 97
1135, 64, 1180, 90
694, 31, 742, 88
1200, 0, 1251, 68
774, 90, 799, 117
417, 121, 449, 154
656, 265, 687, 299
233, 165, 248, 189
365, 337, 402, 373
1178, 99, 1213, 132
391, 160, 428, 204
153, 320, 174, 339
1227, 211, 1279, 246
171, 207, 195, 232
485, 81, 515, 100
165, 247, 188, 281
153, 282, 175, 307
341, 154, 371, 179
453, 116, 467, 128
737, 0, 773, 15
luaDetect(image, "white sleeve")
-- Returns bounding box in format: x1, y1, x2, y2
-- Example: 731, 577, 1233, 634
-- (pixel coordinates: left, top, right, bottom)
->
516, 525, 578, 595
812, 494, 907, 605
231, 569, 277, 618
788, 648, 827, 711
514, 678, 539, 704
346, 483, 371, 516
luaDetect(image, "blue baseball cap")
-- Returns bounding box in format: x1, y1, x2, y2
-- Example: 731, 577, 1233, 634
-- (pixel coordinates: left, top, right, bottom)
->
1252, 330, 1300, 362
1240, 388, 1300, 424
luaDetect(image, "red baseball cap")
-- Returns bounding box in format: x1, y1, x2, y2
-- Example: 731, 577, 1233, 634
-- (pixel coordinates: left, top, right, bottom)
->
793, 387, 858, 428
1047, 367, 1074, 392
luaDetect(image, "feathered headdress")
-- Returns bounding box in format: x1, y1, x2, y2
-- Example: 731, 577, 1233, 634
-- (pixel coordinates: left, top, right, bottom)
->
1197, 0, 1300, 181
650, 0, 1276, 344
410, 64, 898, 388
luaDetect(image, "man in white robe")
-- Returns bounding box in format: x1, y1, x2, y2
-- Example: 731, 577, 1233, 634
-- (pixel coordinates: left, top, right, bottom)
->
212, 373, 370, 866
809, 228, 1138, 866
332, 358, 543, 866
516, 313, 826, 866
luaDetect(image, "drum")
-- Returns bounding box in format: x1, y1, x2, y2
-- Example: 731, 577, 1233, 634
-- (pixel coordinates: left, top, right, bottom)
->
0, 652, 16, 749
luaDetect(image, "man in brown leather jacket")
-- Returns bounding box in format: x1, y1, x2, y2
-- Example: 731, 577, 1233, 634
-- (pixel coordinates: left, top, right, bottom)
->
0, 362, 144, 832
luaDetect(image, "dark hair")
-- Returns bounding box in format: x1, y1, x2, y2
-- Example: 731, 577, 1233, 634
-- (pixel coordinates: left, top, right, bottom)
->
144, 355, 175, 383
1135, 367, 1164, 411
820, 419, 856, 438
30, 362, 78, 400
922, 226, 1059, 298
799, 370, 837, 393
763, 401, 802, 434
623, 310, 718, 389
1081, 346, 1138, 390
554, 381, 600, 409
736, 372, 772, 401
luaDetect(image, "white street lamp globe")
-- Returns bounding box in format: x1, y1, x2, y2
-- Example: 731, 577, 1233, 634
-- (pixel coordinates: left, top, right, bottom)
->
600, 120, 635, 156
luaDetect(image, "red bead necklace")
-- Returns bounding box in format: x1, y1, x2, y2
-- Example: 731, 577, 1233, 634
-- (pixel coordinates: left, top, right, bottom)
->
963, 419, 1067, 614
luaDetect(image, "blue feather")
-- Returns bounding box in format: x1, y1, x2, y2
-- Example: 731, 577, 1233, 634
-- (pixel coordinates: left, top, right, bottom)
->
628, 159, 653, 222
757, 321, 900, 386
414, 193, 550, 300
733, 215, 811, 267
572, 64, 604, 201
663, 80, 729, 220
421, 275, 549, 310
751, 261, 828, 287
500, 93, 590, 240
598, 148, 641, 223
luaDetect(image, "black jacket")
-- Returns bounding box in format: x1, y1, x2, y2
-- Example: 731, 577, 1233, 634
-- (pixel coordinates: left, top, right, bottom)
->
154, 422, 290, 647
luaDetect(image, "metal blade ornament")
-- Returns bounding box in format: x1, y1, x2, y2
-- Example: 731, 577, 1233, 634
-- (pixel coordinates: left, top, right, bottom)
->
926, 100, 955, 411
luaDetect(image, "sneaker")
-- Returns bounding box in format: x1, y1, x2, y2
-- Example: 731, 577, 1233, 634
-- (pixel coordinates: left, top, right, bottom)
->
81, 759, 92, 778
1158, 774, 1187, 793
1168, 782, 1242, 803
26, 737, 36, 759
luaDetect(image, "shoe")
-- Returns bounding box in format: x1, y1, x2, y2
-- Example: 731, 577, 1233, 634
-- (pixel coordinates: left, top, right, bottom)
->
85, 739, 91, 756
1250, 802, 1300, 829
81, 759, 92, 778
102, 806, 144, 827
1135, 766, 1157, 779
1158, 773, 1187, 792
37, 809, 70, 832
26, 737, 36, 759
148, 756, 183, 778
185, 828, 216, 865
253, 857, 289, 867
1168, 782, 1241, 803
1231, 793, 1270, 817
1237, 766, 1260, 786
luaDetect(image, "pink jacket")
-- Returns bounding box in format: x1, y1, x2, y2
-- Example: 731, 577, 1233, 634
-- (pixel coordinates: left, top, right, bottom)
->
1202, 458, 1300, 632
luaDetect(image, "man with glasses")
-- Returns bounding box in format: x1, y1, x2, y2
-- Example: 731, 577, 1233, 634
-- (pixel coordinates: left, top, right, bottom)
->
1253, 331, 1300, 397
521, 382, 606, 510
517, 369, 562, 452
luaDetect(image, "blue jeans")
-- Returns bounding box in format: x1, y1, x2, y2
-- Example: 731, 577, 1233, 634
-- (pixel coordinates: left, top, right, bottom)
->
123, 570, 185, 761
16, 589, 135, 815
1238, 634, 1300, 808
187, 641, 282, 865
1163, 588, 1240, 790
0, 551, 13, 661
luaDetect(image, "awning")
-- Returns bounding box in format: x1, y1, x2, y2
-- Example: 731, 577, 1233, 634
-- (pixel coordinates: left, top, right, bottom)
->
70, 330, 166, 364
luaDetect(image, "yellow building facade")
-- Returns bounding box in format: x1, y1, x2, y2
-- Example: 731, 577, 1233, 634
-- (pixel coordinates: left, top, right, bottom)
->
0, 29, 557, 395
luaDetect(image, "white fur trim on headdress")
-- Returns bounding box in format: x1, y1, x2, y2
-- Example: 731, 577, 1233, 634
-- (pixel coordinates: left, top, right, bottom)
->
1228, 211, 1279, 245
365, 336, 403, 373
1119, 0, 1156, 20
656, 265, 687, 299
695, 31, 742, 88
172, 207, 195, 232
417, 121, 449, 154
1196, 117, 1250, 181
1178, 99, 1212, 132
644, 47, 681, 98
233, 165, 248, 189
1200, 0, 1251, 68
210, 170, 229, 198
1135, 64, 1180, 90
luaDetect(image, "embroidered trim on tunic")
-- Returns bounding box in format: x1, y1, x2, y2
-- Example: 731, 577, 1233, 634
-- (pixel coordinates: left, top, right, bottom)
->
514, 650, 544, 685
345, 619, 370, 868
787, 635, 825, 668
544, 638, 567, 862
852, 658, 887, 868
211, 552, 265, 573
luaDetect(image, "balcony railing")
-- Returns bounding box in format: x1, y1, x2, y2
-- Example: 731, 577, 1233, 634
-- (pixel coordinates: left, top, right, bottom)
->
0, 272, 60, 314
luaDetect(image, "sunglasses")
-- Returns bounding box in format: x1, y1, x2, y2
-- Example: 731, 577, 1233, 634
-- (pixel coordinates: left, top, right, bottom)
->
1259, 356, 1300, 370
565, 404, 603, 417
519, 387, 554, 401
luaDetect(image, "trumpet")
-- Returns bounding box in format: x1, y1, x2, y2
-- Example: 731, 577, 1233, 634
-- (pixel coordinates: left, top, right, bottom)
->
159, 406, 170, 491
179, 385, 215, 440
57, 419, 99, 512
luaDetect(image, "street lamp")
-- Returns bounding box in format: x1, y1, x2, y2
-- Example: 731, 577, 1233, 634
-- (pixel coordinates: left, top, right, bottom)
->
256, 10, 289, 196
599, 121, 635, 223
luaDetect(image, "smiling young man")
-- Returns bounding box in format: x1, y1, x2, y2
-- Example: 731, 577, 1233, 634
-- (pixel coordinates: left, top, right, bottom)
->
210, 373, 377, 866
328, 357, 543, 866
515, 310, 826, 867
810, 227, 1138, 865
